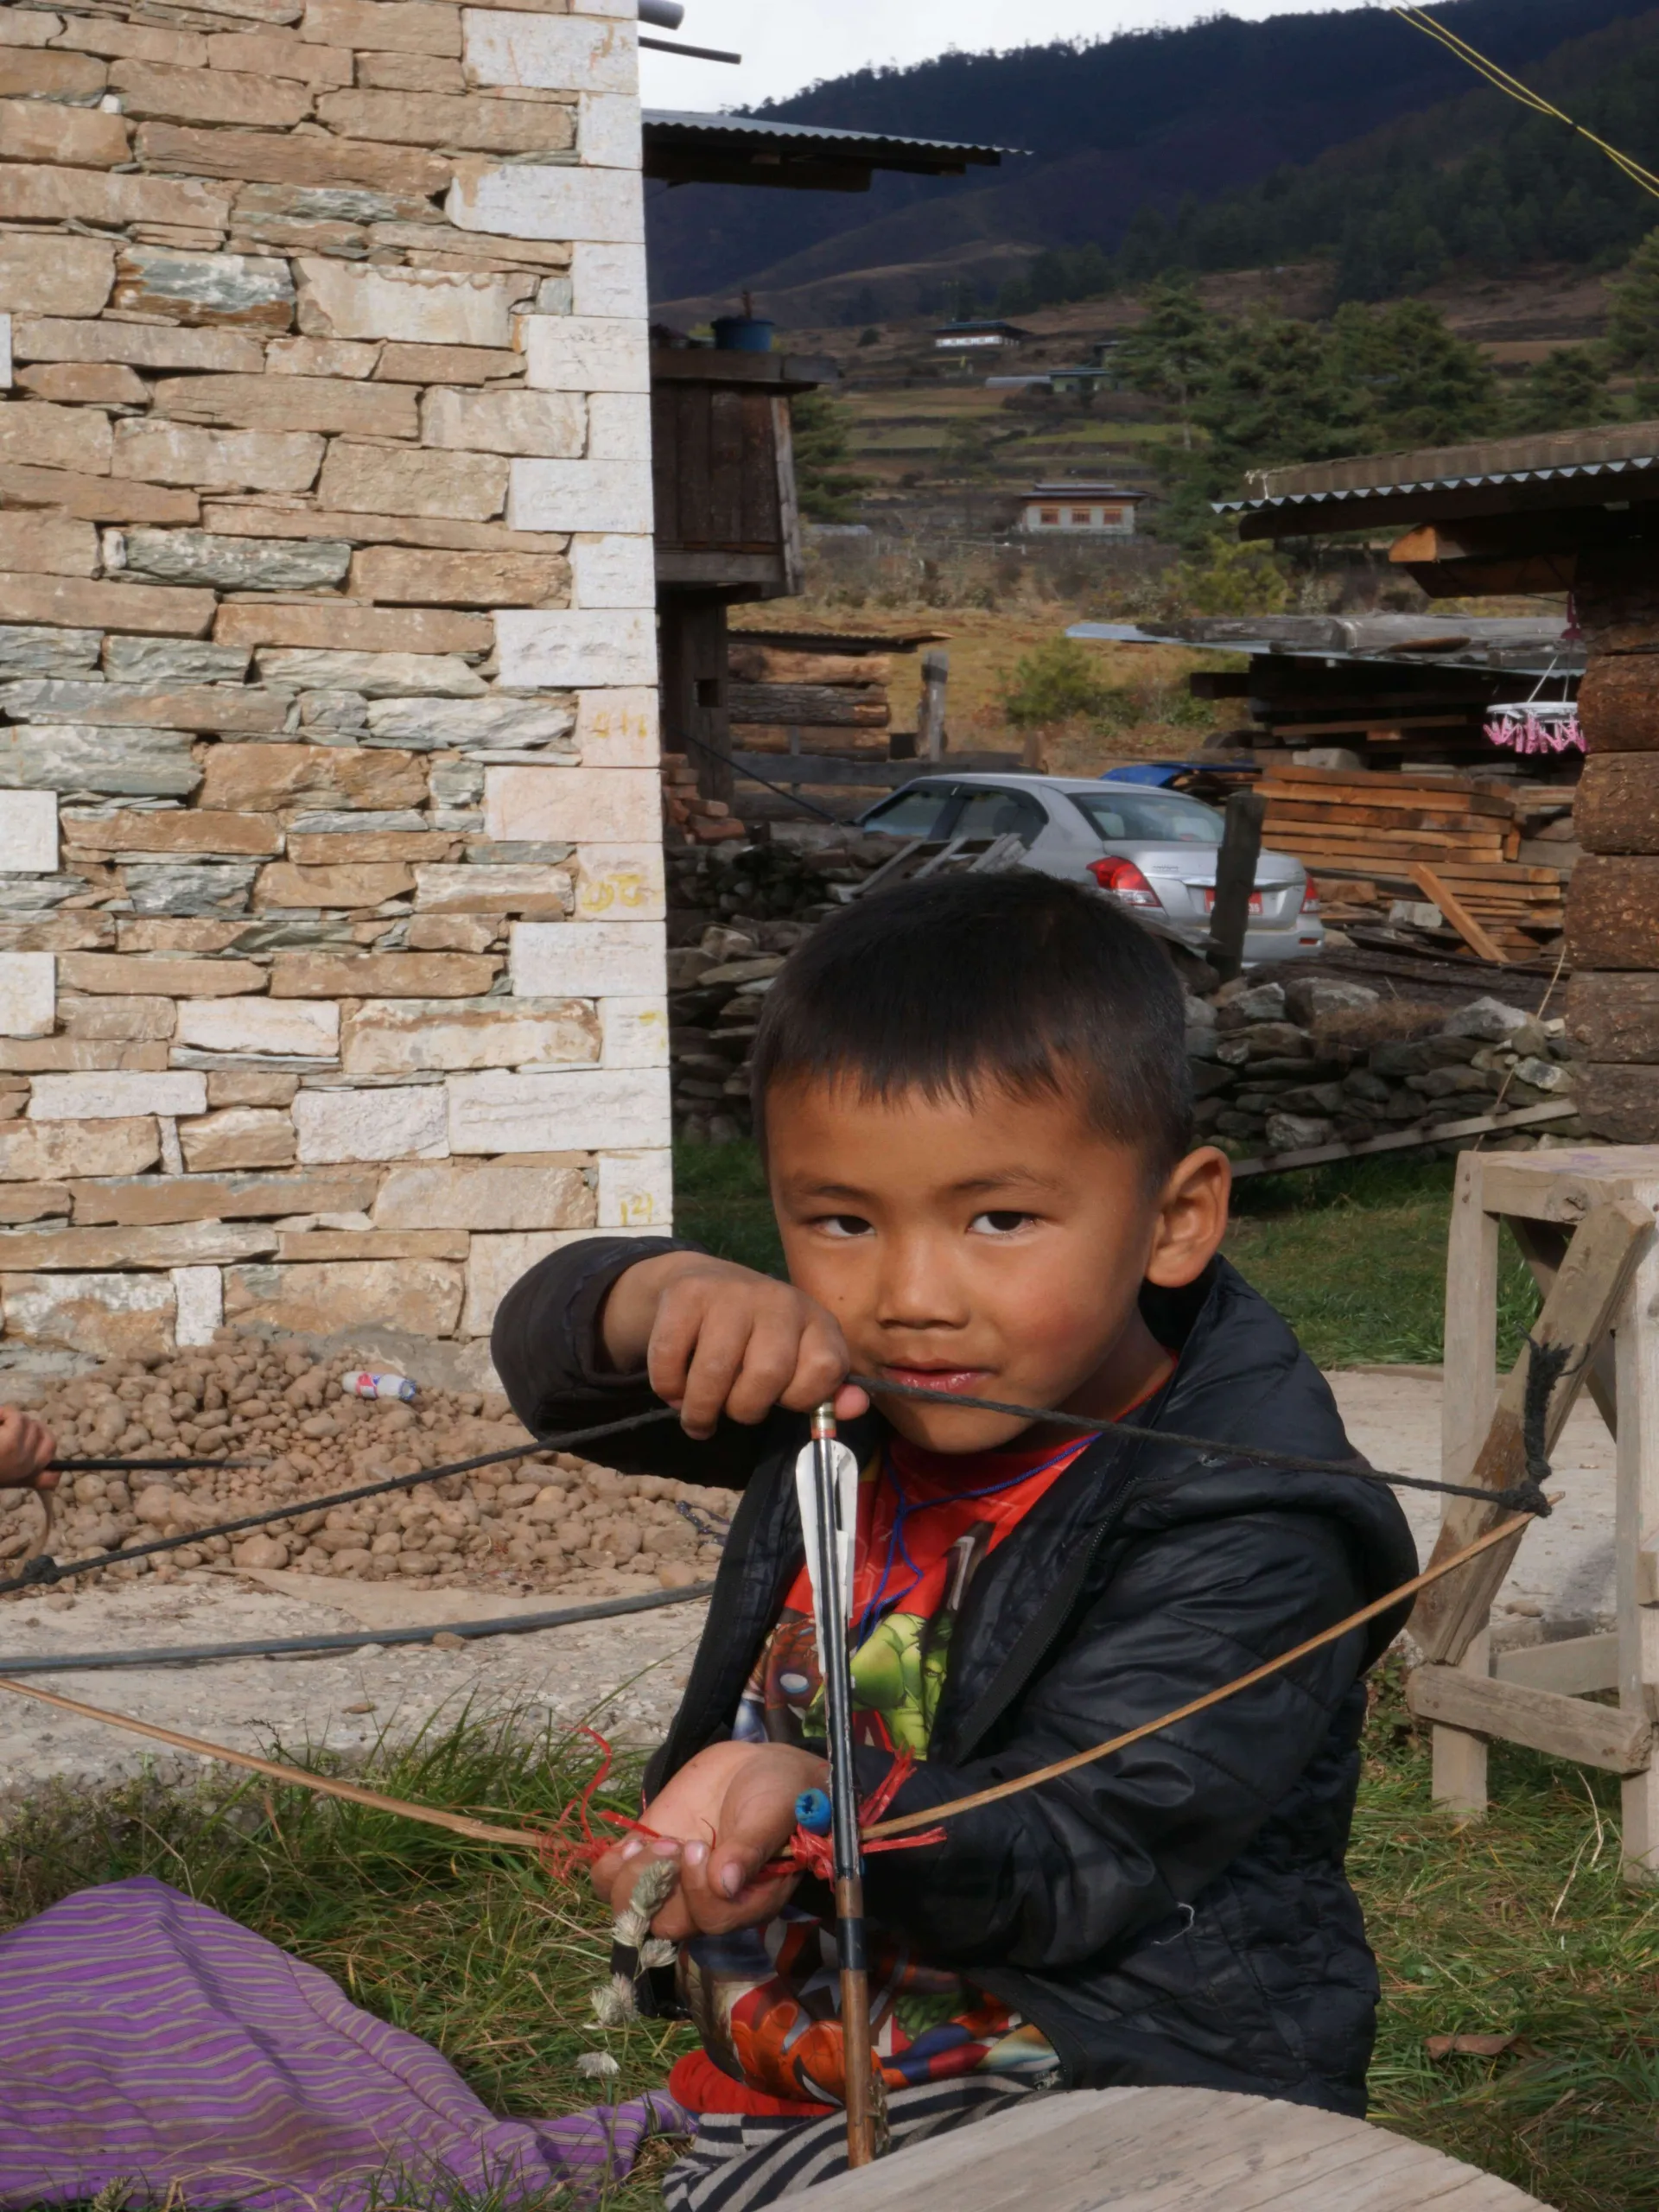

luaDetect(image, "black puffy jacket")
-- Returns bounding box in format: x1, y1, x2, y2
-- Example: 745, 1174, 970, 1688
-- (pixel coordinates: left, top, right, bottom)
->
493, 1241, 1418, 2116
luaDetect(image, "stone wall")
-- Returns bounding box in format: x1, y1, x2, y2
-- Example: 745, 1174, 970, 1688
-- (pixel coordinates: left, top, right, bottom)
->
0, 0, 668, 1372
1565, 551, 1659, 1141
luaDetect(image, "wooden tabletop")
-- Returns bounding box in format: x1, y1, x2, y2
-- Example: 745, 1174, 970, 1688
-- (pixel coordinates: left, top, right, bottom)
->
801, 2086, 1553, 2212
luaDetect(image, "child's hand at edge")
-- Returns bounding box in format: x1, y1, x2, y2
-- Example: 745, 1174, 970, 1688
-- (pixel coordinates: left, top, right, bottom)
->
0, 1407, 57, 1492
591, 1739, 827, 1941
600, 1251, 868, 1439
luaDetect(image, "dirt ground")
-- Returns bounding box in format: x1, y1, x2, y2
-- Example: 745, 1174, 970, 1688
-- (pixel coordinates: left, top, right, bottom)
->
1330, 1370, 1617, 1638
0, 1368, 1617, 1808
0, 1573, 709, 1809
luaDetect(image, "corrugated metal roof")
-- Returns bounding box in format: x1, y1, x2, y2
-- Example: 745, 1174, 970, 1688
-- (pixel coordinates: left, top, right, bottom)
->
1218, 420, 1659, 516
643, 110, 1013, 164
1067, 613, 1582, 676
1030, 481, 1147, 497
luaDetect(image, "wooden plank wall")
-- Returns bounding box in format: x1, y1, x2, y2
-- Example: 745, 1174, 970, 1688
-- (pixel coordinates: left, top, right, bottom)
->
652, 382, 783, 553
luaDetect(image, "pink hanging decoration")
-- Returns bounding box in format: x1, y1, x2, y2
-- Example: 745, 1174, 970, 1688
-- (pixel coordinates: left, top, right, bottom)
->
1484, 709, 1584, 755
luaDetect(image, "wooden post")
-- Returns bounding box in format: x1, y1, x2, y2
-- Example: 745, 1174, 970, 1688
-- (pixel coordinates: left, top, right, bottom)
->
918, 650, 949, 761
1430, 1154, 1501, 1815
1205, 790, 1266, 983
772, 394, 805, 598
1414, 1198, 1654, 1665
658, 591, 733, 806
1399, 1149, 1659, 1867
1618, 1224, 1659, 1877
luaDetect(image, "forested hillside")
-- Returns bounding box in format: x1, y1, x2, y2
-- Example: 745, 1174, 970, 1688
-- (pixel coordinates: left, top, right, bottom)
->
1003, 7, 1659, 311
645, 0, 1647, 315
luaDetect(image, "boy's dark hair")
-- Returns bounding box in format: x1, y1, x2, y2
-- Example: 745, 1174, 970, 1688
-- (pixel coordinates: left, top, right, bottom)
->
751, 871, 1194, 1179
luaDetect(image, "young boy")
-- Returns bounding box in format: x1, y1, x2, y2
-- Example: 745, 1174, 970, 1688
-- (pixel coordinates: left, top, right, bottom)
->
493, 873, 1416, 2201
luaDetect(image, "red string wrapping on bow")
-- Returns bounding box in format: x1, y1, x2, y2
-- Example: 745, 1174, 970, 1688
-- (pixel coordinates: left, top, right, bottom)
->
536, 1732, 944, 1888
766, 1750, 946, 1883
537, 1726, 659, 1882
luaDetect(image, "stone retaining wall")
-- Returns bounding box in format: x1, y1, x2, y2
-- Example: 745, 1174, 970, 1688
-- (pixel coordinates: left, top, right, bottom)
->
0, 0, 668, 1370
1565, 551, 1659, 1141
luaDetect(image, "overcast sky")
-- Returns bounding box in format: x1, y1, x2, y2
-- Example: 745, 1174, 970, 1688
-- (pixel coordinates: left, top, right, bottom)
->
639, 0, 1381, 113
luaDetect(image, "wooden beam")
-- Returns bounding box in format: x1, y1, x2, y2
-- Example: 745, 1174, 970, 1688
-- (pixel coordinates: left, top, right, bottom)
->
1389, 525, 1445, 564
1506, 1216, 1619, 1442
656, 550, 786, 588
652, 351, 840, 390
1406, 553, 1580, 600
1261, 715, 1479, 738
1495, 1633, 1620, 1696
1207, 788, 1267, 984
1188, 671, 1251, 698
1432, 1154, 1503, 1815
1413, 1198, 1656, 1667
771, 393, 804, 598
1227, 1101, 1576, 1180
1408, 1664, 1651, 1774
1236, 472, 1659, 542
1411, 863, 1510, 966
732, 749, 1020, 788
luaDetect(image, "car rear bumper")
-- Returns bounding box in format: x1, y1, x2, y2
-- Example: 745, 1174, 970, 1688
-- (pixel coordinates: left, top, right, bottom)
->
1151, 915, 1325, 963
1243, 920, 1325, 963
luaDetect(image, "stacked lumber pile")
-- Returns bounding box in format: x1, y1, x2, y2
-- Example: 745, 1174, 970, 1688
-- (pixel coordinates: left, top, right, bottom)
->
1256, 766, 1567, 962
727, 637, 893, 759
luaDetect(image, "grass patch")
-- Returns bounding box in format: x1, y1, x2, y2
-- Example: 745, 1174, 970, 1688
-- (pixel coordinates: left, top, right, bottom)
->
5, 1694, 1658, 2211
1359, 1664, 1659, 2212
672, 1141, 1543, 1370
1227, 1154, 1541, 1369
673, 1139, 782, 1279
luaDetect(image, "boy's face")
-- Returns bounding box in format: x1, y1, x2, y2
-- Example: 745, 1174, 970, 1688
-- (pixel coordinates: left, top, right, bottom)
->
766, 1073, 1230, 1454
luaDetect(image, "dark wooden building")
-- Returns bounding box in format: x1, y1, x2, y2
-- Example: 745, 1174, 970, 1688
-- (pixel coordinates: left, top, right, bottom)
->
1220, 424, 1659, 1141
1072, 613, 1583, 777
652, 346, 834, 804
639, 110, 1008, 804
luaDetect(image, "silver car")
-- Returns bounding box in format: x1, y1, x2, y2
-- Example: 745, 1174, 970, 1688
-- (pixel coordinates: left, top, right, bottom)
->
856, 772, 1325, 964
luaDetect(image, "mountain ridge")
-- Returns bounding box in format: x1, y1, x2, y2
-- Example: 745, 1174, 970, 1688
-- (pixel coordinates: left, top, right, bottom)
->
645, 0, 1649, 318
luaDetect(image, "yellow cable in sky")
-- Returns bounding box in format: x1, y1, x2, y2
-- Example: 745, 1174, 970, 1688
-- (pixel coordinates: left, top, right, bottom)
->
1392, 4, 1659, 203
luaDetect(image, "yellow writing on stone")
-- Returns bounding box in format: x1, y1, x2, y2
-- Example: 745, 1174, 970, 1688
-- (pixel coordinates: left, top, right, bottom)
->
576, 860, 658, 917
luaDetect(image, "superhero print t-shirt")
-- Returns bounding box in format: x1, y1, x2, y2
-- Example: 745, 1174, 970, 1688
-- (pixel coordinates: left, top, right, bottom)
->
671, 1432, 1090, 2116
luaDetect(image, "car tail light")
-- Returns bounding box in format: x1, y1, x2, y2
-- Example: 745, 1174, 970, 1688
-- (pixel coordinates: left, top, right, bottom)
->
1300, 876, 1321, 913
1089, 857, 1161, 908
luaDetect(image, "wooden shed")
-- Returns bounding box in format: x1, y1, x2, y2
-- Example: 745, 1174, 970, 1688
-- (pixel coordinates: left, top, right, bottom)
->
652, 346, 836, 804
639, 110, 1011, 810
1223, 426, 1659, 1141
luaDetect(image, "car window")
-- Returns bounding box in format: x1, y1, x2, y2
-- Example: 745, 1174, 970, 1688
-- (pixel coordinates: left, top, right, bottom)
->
951, 786, 1045, 846
1070, 791, 1224, 845
861, 785, 958, 838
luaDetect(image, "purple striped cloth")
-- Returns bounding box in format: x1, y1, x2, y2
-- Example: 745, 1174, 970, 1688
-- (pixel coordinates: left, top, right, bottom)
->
0, 1877, 691, 2210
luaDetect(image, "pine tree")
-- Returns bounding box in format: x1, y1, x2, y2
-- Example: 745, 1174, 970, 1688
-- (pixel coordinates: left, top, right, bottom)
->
1505, 347, 1613, 435
1331, 301, 1497, 448
1116, 278, 1223, 448
1605, 228, 1659, 378
1195, 312, 1370, 477
790, 391, 868, 524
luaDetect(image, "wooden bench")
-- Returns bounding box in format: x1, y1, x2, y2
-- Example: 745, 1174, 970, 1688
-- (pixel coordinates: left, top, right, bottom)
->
1408, 1146, 1659, 1874
803, 2085, 1549, 2210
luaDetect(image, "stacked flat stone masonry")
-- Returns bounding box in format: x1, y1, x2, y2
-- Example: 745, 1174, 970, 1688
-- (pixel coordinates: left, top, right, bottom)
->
1565, 550, 1659, 1141
0, 0, 669, 1366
